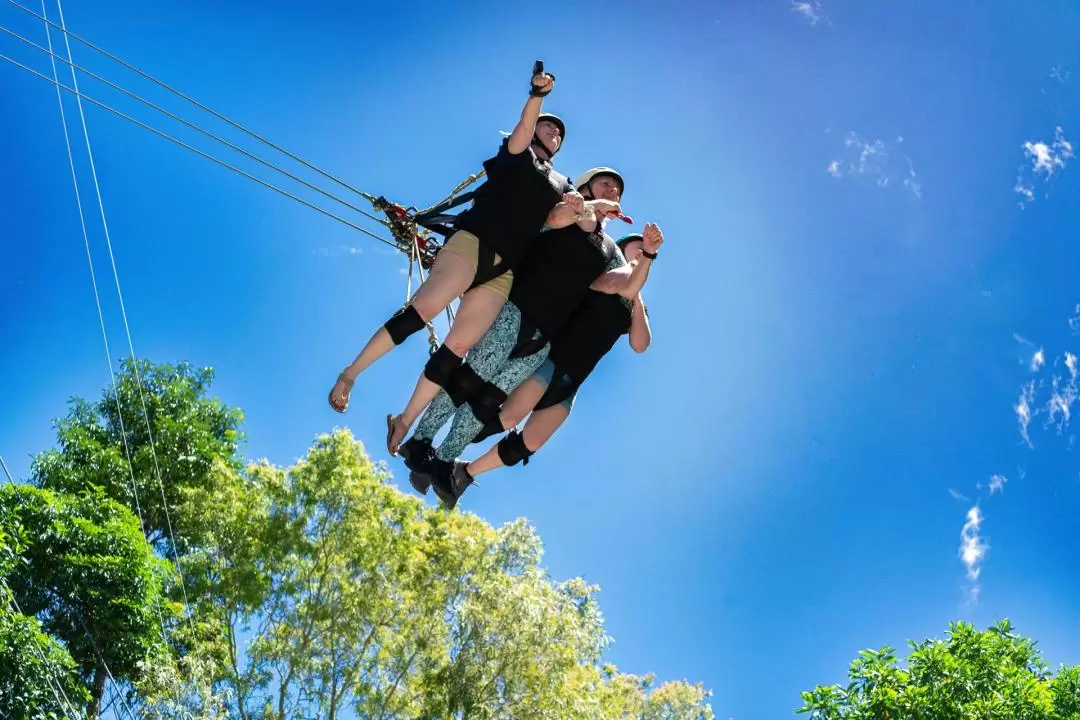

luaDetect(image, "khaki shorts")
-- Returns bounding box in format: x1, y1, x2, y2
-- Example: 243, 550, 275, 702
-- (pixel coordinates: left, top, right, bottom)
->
441, 230, 514, 300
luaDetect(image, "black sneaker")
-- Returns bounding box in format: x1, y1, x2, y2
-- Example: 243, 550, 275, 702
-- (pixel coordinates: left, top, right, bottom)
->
397, 436, 435, 495
432, 460, 477, 511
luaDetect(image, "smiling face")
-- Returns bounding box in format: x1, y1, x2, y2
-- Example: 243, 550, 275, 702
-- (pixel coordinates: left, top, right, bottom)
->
535, 119, 562, 156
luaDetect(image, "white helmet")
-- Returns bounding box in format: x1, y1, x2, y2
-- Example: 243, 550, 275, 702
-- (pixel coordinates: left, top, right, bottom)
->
574, 167, 625, 199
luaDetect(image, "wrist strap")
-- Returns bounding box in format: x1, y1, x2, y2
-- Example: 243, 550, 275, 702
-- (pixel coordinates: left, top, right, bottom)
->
642, 249, 658, 260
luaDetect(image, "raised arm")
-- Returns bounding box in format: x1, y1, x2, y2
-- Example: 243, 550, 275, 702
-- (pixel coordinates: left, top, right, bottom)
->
508, 63, 555, 155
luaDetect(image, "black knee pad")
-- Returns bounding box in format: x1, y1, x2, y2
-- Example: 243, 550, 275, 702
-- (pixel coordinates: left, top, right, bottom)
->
423, 344, 463, 387
497, 430, 534, 467
471, 416, 506, 444
467, 381, 508, 425
384, 305, 426, 345
445, 362, 485, 406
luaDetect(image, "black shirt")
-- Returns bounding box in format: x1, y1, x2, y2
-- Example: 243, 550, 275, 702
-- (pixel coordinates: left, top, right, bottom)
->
547, 252, 635, 384
455, 138, 572, 272
509, 224, 617, 338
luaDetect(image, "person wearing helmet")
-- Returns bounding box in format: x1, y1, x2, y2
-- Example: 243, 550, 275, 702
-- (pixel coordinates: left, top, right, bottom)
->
449, 230, 658, 490
397, 173, 661, 508
328, 64, 584, 427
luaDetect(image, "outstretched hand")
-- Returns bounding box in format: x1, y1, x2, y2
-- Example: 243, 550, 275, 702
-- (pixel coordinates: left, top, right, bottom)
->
642, 223, 663, 254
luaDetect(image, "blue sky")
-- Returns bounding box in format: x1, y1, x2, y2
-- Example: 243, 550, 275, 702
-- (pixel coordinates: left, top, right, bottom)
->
4, 0, 1080, 717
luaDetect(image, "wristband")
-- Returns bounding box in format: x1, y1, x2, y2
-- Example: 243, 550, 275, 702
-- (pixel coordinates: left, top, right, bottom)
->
642, 249, 658, 260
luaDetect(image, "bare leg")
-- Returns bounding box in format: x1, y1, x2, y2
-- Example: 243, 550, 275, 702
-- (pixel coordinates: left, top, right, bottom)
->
467, 403, 570, 477
388, 285, 508, 450
328, 249, 474, 412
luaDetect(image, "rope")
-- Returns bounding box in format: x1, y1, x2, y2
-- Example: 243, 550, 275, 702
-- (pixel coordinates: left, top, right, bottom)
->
7, 0, 374, 204
0, 458, 88, 720
0, 52, 400, 249
50, 0, 198, 651
0, 22, 394, 229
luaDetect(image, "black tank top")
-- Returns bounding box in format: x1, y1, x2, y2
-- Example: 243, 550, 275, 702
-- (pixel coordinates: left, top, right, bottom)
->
509, 224, 616, 338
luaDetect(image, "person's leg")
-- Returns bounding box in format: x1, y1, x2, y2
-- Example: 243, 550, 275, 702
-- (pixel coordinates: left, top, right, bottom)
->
470, 360, 553, 445
466, 382, 575, 476
432, 341, 551, 464
328, 231, 478, 412
387, 280, 508, 453
407, 301, 525, 452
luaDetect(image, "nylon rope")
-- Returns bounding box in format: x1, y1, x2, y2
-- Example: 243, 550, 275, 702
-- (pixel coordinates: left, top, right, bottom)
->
51, 0, 197, 642
8, 0, 375, 204
0, 52, 400, 248
32, 1, 172, 668
0, 22, 392, 227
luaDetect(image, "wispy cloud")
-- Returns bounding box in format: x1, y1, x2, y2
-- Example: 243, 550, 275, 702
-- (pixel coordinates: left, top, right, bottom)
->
1015, 380, 1036, 447
988, 474, 1008, 495
1015, 126, 1074, 208
792, 1, 823, 25
959, 505, 988, 601
949, 488, 971, 502
1048, 353, 1079, 433
1031, 348, 1046, 372
313, 245, 364, 258
1050, 64, 1071, 84
827, 132, 921, 197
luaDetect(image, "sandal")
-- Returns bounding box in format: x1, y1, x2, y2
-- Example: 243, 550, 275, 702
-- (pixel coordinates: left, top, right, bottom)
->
385, 414, 409, 456
328, 372, 354, 413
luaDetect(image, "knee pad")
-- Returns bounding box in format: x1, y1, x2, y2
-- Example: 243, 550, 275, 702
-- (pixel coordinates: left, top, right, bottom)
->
467, 381, 508, 425
384, 305, 426, 345
445, 362, 485, 406
471, 416, 506, 444
423, 344, 463, 387
497, 430, 534, 467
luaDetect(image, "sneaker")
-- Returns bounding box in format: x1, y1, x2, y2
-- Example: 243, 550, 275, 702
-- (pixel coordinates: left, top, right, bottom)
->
432, 460, 477, 510
397, 436, 435, 495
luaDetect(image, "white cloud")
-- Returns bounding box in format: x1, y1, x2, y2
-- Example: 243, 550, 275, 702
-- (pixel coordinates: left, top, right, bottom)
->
1031, 348, 1046, 372
988, 474, 1007, 495
1015, 126, 1074, 207
903, 158, 922, 198
1069, 305, 1080, 334
959, 505, 988, 600
1051, 65, 1071, 83
792, 1, 823, 25
313, 246, 364, 258
949, 488, 971, 502
1015, 380, 1035, 447
828, 131, 921, 197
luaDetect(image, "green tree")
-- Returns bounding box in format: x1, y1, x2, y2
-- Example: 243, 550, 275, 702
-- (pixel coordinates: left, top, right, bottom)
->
12, 359, 717, 720
799, 620, 1080, 720
31, 358, 244, 555
0, 484, 174, 718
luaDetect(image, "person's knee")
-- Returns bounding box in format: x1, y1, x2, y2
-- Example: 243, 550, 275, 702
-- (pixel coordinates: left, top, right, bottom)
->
444, 362, 485, 406
443, 330, 477, 357
423, 345, 463, 387
467, 381, 508, 425
496, 430, 534, 467
384, 305, 426, 345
